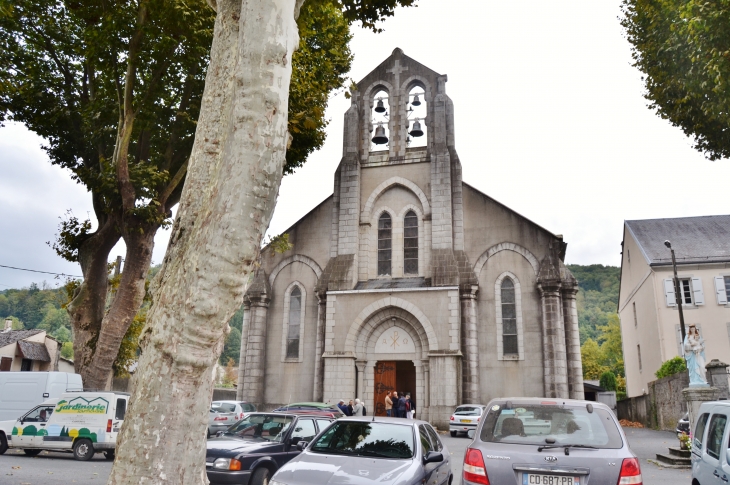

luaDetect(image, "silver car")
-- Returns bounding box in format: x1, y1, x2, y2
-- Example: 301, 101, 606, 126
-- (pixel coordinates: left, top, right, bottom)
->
462, 398, 642, 485
271, 416, 452, 485
208, 407, 237, 437
691, 400, 730, 485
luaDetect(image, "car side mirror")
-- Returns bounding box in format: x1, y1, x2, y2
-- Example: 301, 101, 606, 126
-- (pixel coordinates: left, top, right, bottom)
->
467, 429, 476, 439
296, 440, 309, 451
216, 431, 224, 438
423, 451, 444, 464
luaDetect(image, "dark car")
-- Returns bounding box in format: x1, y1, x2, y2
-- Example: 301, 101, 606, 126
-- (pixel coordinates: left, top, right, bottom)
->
676, 412, 689, 437
205, 412, 334, 485
272, 403, 344, 419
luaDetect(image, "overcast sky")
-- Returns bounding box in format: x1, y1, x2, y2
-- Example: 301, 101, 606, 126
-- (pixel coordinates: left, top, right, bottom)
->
1, 0, 728, 290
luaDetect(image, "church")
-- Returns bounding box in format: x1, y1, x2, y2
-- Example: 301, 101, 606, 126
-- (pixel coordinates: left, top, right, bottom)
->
236, 49, 583, 428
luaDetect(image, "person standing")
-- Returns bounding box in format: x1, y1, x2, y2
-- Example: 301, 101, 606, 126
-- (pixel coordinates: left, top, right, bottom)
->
337, 400, 348, 416
353, 399, 364, 416
347, 400, 354, 416
405, 393, 414, 419
396, 392, 406, 418
385, 391, 393, 417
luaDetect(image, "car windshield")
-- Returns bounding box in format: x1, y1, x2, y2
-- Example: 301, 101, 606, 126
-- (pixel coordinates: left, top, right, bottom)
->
480, 403, 623, 449
310, 421, 415, 459
212, 402, 236, 413
455, 407, 482, 416
225, 414, 294, 442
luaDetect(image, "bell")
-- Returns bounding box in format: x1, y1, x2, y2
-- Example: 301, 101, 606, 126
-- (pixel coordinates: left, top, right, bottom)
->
412, 94, 421, 106
409, 120, 424, 137
375, 99, 386, 113
372, 124, 388, 145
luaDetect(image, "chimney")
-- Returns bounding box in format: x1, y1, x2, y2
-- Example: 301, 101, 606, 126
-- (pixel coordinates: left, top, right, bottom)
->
3, 318, 12, 332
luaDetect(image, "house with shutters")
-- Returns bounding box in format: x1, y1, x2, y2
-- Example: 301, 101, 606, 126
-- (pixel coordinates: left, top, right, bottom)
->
618, 215, 730, 397
0, 319, 61, 372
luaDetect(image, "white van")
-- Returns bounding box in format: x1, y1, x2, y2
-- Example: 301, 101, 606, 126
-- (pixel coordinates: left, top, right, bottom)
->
0, 372, 83, 421
4, 391, 129, 460
691, 400, 730, 484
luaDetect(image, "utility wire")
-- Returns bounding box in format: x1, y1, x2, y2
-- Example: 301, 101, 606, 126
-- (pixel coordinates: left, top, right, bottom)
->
0, 264, 82, 278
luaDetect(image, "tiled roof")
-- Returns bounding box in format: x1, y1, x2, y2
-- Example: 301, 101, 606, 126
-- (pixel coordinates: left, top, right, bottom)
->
18, 340, 51, 362
626, 215, 730, 265
0, 329, 43, 349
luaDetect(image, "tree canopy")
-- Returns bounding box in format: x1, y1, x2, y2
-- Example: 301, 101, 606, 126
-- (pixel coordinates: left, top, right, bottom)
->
621, 0, 730, 160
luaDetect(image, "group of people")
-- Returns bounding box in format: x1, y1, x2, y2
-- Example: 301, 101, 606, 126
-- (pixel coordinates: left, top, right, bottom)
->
337, 399, 367, 416
384, 391, 415, 418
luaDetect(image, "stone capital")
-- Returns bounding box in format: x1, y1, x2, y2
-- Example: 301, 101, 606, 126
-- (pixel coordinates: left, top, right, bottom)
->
537, 280, 562, 296
459, 285, 479, 300
248, 295, 271, 308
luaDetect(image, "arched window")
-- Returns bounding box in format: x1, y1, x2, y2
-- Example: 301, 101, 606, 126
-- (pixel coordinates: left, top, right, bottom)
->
500, 278, 518, 355
286, 286, 302, 359
406, 86, 427, 148
403, 210, 418, 275
378, 213, 392, 276
370, 89, 390, 152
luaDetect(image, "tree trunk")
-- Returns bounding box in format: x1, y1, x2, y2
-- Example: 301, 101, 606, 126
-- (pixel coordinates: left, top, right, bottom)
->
108, 0, 302, 482
81, 224, 157, 390
69, 219, 121, 377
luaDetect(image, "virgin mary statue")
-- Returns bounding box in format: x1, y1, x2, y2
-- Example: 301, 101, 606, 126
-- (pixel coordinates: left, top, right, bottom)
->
684, 325, 708, 386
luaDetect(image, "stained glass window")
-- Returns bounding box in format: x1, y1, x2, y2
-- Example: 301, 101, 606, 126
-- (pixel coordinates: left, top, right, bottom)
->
501, 278, 518, 355
404, 211, 418, 275
378, 213, 392, 276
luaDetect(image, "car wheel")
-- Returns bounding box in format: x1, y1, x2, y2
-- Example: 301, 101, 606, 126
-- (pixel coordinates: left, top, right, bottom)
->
23, 449, 42, 457
73, 439, 95, 461
104, 451, 115, 460
450, 431, 456, 437
251, 466, 271, 485
0, 434, 7, 455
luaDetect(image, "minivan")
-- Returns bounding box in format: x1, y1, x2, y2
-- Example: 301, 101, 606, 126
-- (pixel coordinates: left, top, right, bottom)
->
691, 400, 730, 484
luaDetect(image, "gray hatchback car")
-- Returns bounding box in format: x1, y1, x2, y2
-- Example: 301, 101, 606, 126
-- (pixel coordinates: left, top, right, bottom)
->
271, 416, 452, 485
462, 398, 641, 485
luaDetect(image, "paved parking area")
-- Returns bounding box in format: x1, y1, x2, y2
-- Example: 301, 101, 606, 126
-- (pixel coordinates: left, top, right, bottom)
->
1, 426, 690, 485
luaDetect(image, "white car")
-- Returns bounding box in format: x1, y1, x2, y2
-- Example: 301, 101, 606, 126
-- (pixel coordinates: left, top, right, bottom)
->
211, 400, 256, 421
449, 404, 486, 437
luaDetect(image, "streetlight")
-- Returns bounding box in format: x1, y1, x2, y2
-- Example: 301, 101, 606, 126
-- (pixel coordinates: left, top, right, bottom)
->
664, 240, 687, 342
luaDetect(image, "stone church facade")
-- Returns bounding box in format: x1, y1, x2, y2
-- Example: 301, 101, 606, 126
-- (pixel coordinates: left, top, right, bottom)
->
237, 49, 583, 428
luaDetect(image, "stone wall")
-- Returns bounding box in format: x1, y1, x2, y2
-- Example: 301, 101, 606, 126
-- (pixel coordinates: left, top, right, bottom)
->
617, 372, 688, 430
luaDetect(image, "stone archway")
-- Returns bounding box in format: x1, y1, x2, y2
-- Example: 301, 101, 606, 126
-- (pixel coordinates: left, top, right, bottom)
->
352, 306, 430, 422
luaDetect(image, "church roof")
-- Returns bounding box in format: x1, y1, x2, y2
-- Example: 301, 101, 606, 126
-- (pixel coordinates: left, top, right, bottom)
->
625, 215, 730, 265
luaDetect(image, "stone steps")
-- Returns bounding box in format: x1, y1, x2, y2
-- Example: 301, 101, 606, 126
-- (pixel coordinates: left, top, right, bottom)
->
655, 452, 691, 467
668, 447, 691, 458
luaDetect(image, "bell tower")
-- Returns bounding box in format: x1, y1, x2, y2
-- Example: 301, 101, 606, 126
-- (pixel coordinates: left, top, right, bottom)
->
318, 48, 474, 293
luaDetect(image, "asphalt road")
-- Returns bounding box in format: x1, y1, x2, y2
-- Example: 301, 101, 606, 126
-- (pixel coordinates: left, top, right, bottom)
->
0, 427, 689, 485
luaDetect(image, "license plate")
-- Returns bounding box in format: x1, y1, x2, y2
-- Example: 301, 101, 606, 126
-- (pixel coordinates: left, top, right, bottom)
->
523, 474, 579, 485
461, 419, 472, 423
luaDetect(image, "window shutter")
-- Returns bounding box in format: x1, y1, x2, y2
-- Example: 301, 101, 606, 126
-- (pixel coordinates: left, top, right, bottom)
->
715, 276, 728, 305
692, 277, 705, 305
664, 279, 677, 306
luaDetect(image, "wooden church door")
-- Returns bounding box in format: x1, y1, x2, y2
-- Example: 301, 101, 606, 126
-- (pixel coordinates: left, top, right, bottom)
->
374, 361, 396, 416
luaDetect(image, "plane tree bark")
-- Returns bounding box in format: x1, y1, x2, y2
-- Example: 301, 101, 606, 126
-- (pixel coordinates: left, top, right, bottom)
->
107, 0, 415, 482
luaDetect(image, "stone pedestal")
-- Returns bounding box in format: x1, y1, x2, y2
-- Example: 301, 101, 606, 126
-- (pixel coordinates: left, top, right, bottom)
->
706, 360, 729, 399
683, 386, 719, 433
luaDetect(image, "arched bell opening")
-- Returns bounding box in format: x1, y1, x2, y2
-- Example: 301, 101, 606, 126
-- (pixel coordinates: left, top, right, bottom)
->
370, 89, 390, 152
406, 86, 427, 149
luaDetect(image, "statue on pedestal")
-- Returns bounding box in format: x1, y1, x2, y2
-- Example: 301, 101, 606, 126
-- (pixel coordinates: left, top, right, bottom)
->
684, 324, 708, 386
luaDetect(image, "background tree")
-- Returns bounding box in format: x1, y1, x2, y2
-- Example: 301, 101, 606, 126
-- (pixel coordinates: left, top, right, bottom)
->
622, 0, 730, 160
599, 371, 617, 392
107, 0, 414, 482
0, 0, 352, 390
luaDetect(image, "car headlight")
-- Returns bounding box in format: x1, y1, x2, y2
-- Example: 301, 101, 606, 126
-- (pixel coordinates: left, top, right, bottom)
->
212, 458, 242, 470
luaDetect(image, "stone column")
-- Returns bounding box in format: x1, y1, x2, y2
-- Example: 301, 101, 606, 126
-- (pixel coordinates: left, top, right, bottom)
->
236, 299, 251, 400
683, 386, 719, 433
538, 280, 569, 398
241, 292, 271, 407
313, 292, 327, 401
706, 360, 730, 399
355, 360, 366, 401
460, 285, 480, 404
422, 360, 430, 423
562, 284, 584, 399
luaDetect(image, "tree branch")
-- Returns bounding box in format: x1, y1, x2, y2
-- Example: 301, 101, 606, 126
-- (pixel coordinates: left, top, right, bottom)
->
159, 159, 188, 208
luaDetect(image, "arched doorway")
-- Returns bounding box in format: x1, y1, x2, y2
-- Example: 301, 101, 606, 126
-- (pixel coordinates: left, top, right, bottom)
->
373, 361, 417, 416
353, 306, 429, 420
